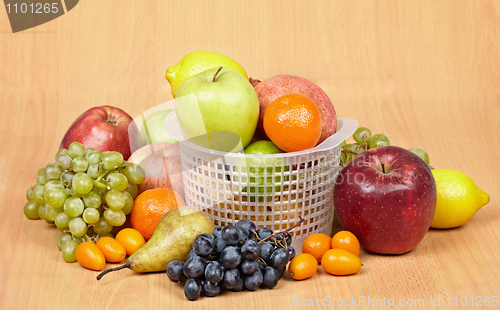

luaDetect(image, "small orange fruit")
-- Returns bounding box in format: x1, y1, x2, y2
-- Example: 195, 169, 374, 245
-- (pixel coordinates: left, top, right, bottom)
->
263, 93, 322, 152
96, 237, 127, 263
75, 242, 106, 271
331, 230, 361, 256
321, 248, 362, 276
115, 228, 146, 256
288, 253, 318, 280
302, 233, 332, 262
130, 188, 186, 240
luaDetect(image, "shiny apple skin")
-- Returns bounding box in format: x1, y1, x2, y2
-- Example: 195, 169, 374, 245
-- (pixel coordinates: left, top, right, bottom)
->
60, 106, 133, 159
333, 146, 436, 254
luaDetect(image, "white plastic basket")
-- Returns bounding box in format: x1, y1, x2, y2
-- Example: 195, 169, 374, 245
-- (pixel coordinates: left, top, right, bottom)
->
164, 111, 357, 252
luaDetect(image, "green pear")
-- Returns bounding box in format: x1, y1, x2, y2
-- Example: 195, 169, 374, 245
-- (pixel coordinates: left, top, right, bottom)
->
97, 206, 214, 279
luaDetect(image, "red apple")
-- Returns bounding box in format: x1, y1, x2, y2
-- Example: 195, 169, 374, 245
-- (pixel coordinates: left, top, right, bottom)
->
60, 106, 133, 159
333, 146, 436, 254
252, 75, 337, 144
127, 143, 184, 199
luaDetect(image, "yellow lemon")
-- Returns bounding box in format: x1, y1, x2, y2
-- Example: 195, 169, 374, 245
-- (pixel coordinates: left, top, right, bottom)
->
431, 169, 490, 229
165, 51, 248, 98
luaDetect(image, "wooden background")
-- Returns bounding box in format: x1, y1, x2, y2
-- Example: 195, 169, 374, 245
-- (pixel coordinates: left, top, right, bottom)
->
1, 1, 499, 309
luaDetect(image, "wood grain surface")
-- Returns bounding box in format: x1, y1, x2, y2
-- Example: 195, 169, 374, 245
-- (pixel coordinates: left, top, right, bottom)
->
1, 1, 499, 309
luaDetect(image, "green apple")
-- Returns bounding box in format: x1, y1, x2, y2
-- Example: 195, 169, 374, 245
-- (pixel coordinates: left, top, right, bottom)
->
175, 66, 259, 152
241, 140, 289, 202
140, 109, 179, 144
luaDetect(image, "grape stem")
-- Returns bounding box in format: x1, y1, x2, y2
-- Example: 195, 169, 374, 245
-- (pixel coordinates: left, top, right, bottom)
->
95, 163, 127, 183
257, 216, 305, 244
340, 143, 367, 167
93, 180, 107, 189
96, 262, 131, 280
341, 144, 366, 156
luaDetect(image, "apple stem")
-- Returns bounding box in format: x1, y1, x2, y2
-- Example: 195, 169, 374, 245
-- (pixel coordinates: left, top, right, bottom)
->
213, 66, 223, 82
258, 216, 305, 244
380, 162, 386, 173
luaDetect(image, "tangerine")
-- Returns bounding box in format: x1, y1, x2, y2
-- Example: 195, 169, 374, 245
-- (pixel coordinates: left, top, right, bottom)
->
96, 237, 127, 263
75, 242, 106, 271
263, 93, 322, 152
115, 228, 146, 256
130, 188, 185, 240
331, 230, 361, 256
288, 253, 318, 280
301, 233, 332, 262
321, 248, 362, 276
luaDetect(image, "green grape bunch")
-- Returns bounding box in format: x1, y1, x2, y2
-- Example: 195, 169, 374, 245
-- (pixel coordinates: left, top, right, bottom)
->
23, 142, 146, 263
339, 126, 431, 170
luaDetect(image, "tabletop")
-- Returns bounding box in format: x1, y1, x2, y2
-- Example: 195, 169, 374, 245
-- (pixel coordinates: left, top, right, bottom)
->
1, 1, 499, 309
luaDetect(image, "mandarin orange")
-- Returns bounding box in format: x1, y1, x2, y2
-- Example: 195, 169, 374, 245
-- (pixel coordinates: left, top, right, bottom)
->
130, 188, 185, 240
263, 93, 322, 152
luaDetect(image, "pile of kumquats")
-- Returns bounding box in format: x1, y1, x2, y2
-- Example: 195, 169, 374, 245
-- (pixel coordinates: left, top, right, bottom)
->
288, 231, 362, 280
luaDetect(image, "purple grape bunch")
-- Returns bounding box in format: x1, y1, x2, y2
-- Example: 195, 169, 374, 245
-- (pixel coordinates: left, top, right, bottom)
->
167, 217, 304, 301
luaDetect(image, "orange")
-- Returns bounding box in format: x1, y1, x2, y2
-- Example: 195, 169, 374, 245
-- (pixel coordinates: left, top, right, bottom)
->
115, 228, 146, 256
301, 233, 332, 262
75, 242, 106, 271
130, 188, 185, 240
263, 93, 322, 153
321, 248, 362, 276
96, 237, 127, 263
331, 230, 361, 256
288, 253, 318, 280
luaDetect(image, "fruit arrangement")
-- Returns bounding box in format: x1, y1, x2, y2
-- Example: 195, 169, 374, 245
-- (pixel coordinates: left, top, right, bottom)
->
166, 218, 303, 301
165, 52, 352, 242
20, 50, 491, 303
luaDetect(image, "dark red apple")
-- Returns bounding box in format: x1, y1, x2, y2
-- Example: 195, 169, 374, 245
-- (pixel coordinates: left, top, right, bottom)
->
333, 146, 436, 254
127, 143, 184, 199
60, 106, 133, 159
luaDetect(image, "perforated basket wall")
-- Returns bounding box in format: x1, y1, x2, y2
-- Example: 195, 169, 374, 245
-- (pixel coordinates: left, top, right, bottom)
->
180, 146, 340, 236
164, 115, 358, 251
